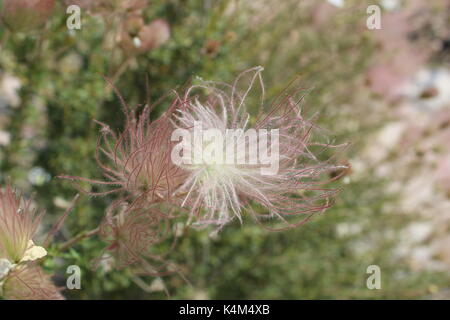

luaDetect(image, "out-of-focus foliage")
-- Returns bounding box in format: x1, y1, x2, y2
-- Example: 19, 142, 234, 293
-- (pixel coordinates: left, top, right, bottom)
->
1, 0, 449, 299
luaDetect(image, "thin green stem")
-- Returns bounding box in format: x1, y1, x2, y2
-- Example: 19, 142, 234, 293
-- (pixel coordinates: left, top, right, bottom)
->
59, 227, 100, 252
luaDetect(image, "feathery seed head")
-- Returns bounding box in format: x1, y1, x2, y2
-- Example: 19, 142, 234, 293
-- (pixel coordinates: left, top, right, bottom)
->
2, 264, 63, 300
61, 93, 188, 205
96, 199, 180, 277
171, 67, 347, 231
99, 200, 167, 268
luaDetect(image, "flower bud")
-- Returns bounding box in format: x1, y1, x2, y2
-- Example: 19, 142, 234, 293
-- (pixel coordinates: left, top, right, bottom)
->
118, 18, 171, 55
124, 14, 144, 37
138, 19, 170, 52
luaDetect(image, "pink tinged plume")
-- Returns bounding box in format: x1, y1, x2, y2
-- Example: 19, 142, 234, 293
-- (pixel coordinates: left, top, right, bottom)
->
95, 199, 180, 277
99, 200, 172, 270
1, 0, 55, 32
59, 84, 188, 205
1, 263, 64, 300
171, 67, 347, 232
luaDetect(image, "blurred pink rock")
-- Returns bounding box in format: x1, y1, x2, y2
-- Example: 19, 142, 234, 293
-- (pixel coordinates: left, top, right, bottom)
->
365, 1, 432, 99
311, 2, 339, 28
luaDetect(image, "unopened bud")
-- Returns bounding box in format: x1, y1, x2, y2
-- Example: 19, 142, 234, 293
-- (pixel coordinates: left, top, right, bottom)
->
124, 15, 144, 37
138, 19, 170, 52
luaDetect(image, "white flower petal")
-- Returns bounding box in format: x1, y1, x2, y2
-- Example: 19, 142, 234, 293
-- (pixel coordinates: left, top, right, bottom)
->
20, 240, 48, 262
0, 259, 14, 280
